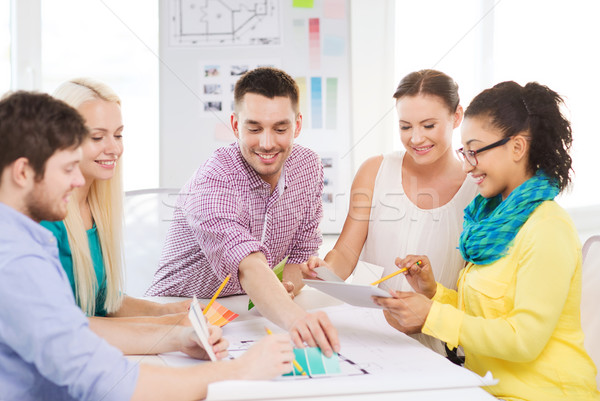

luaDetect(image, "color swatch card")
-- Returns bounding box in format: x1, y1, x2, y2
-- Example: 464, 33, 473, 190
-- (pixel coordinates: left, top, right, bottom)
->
188, 296, 217, 361
204, 300, 239, 327
284, 347, 341, 377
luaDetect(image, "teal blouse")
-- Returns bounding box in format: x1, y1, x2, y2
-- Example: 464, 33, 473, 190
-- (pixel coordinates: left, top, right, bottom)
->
40, 220, 108, 316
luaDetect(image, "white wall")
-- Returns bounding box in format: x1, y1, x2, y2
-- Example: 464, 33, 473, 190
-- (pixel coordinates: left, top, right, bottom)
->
349, 0, 397, 174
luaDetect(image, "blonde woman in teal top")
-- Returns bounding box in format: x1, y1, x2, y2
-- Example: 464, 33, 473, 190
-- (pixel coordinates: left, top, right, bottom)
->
41, 220, 108, 315
41, 78, 192, 355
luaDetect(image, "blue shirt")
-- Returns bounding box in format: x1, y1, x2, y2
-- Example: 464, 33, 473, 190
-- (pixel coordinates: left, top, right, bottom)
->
40, 220, 108, 316
0, 202, 138, 401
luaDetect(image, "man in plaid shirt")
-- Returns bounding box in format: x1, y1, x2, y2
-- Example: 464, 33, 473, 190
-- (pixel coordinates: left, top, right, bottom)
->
147, 67, 340, 355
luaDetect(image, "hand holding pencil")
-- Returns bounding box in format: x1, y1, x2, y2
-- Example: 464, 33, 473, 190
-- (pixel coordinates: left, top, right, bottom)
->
391, 255, 437, 299
266, 328, 307, 376
371, 260, 422, 286
235, 331, 295, 380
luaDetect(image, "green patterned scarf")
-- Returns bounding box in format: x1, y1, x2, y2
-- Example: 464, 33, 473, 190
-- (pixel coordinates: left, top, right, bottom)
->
459, 171, 559, 265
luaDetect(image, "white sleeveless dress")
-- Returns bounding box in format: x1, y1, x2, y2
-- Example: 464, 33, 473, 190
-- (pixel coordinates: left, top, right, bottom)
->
360, 151, 479, 354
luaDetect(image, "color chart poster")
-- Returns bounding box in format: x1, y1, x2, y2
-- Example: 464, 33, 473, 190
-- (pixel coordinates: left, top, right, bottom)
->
289, 0, 351, 233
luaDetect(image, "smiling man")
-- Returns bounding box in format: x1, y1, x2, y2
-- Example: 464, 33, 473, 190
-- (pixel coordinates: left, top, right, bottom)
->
147, 67, 339, 355
0, 91, 302, 401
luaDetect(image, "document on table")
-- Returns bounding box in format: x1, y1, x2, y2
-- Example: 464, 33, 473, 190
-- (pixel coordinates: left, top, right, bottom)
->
204, 304, 497, 400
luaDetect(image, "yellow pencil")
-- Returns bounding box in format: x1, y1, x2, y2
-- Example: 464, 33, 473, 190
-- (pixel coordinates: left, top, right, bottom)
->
370, 260, 422, 286
203, 274, 231, 315
265, 327, 307, 376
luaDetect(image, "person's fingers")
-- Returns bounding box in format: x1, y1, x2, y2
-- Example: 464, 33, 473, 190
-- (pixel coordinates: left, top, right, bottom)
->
401, 255, 424, 269
296, 322, 317, 348
305, 258, 321, 277
317, 315, 340, 355
306, 256, 319, 269
395, 256, 403, 267
306, 319, 333, 357
207, 325, 223, 344
213, 337, 229, 353
373, 295, 409, 309
289, 327, 305, 349
214, 348, 229, 360
282, 280, 295, 293
394, 291, 417, 299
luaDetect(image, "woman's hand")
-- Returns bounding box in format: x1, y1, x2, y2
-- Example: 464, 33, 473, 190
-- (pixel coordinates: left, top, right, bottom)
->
236, 334, 294, 380
395, 255, 437, 299
382, 310, 422, 334
373, 291, 433, 333
180, 324, 229, 360
299, 256, 331, 279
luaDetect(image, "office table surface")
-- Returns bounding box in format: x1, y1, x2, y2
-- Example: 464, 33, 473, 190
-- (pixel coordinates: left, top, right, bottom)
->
137, 287, 497, 401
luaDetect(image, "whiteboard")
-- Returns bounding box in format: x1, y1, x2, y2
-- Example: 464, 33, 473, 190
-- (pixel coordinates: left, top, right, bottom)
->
158, 0, 352, 233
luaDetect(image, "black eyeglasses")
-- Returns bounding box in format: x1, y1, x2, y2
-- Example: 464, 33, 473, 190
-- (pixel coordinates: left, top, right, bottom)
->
456, 136, 512, 167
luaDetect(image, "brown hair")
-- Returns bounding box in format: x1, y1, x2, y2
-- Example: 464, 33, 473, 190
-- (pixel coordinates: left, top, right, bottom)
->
234, 67, 299, 113
0, 91, 88, 182
393, 69, 460, 113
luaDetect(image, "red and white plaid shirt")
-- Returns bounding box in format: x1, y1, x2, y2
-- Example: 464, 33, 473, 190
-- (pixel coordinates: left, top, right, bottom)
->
146, 143, 323, 298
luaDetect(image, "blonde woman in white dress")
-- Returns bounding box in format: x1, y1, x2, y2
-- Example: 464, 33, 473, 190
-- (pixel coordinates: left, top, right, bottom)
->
304, 70, 478, 354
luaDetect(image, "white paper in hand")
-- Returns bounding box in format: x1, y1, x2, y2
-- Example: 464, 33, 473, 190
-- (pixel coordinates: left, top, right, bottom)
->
302, 279, 391, 309
313, 266, 344, 282
188, 296, 217, 361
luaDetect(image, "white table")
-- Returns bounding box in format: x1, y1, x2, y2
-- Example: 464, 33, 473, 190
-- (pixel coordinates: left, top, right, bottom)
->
140, 288, 497, 400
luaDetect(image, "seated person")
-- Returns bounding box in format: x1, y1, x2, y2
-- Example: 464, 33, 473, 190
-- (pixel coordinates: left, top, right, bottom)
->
0, 91, 295, 401
374, 81, 600, 401
39, 78, 191, 355
302, 70, 478, 354
147, 67, 339, 356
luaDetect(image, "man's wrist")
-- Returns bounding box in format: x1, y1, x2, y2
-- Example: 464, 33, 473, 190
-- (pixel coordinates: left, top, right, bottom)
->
283, 307, 308, 331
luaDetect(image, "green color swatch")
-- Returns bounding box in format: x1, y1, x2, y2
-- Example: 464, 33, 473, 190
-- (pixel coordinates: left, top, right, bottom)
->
283, 347, 341, 377
248, 256, 288, 310
293, 0, 314, 8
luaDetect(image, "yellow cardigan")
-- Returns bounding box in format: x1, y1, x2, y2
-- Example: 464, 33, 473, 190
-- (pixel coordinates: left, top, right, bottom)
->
423, 201, 600, 401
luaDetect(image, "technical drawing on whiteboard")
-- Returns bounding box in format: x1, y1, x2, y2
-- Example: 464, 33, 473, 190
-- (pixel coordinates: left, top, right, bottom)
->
169, 0, 281, 47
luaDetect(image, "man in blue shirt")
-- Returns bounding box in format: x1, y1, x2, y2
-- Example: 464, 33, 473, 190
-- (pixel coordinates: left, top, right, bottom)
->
0, 91, 294, 401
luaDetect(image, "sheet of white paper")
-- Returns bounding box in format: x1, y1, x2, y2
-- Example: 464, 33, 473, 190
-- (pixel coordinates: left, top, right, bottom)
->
189, 296, 217, 361
350, 260, 385, 285
206, 305, 496, 400
302, 279, 391, 309
313, 266, 344, 282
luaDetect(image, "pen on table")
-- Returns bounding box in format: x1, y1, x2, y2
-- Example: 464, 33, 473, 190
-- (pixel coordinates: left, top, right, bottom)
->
203, 274, 231, 315
265, 327, 307, 376
370, 260, 422, 286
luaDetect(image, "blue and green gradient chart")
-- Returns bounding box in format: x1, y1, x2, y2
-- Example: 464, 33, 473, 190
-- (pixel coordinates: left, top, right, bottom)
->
284, 347, 342, 377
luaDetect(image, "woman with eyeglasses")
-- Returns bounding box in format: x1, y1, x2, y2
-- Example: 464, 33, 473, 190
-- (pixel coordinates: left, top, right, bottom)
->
302, 70, 478, 354
374, 81, 600, 401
